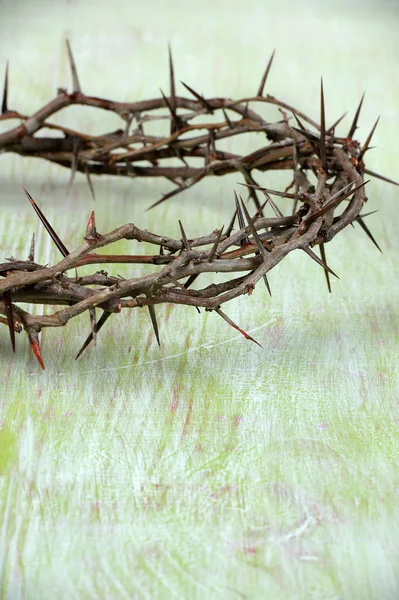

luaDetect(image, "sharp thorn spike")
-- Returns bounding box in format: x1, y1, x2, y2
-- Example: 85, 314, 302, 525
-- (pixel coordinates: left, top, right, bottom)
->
348, 92, 365, 139
3, 290, 15, 352
240, 199, 271, 296
222, 108, 234, 129
257, 49, 275, 97
320, 78, 327, 171
234, 191, 250, 246
179, 220, 191, 251
319, 243, 331, 293
180, 81, 213, 112
75, 310, 111, 360
184, 274, 199, 290
358, 116, 380, 161
302, 247, 339, 279
28, 329, 45, 370
89, 307, 97, 346
225, 208, 237, 237
85, 166, 96, 202
23, 188, 70, 257
215, 308, 262, 347
85, 210, 100, 241
326, 111, 347, 135
208, 226, 224, 263
2, 60, 9, 114
356, 215, 382, 253
147, 303, 160, 346
66, 39, 82, 93
363, 169, 399, 187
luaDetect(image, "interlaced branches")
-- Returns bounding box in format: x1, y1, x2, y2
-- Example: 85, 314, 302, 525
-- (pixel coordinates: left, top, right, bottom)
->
0, 42, 396, 368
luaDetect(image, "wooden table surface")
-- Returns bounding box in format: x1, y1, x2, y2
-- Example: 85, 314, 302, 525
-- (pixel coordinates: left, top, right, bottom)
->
0, 0, 398, 598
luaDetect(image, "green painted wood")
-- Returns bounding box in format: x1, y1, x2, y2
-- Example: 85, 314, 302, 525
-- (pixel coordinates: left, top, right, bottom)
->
1, 1, 399, 598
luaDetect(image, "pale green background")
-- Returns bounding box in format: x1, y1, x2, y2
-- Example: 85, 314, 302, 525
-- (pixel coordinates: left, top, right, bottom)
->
0, 0, 399, 598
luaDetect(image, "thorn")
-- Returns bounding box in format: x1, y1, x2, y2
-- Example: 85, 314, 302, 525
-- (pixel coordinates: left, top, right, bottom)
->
23, 188, 69, 257
2, 60, 9, 114
160, 88, 184, 132
319, 243, 331, 293
146, 184, 185, 211
239, 182, 300, 199
326, 111, 347, 136
222, 108, 234, 129
240, 199, 271, 296
291, 124, 320, 144
159, 245, 164, 256
363, 169, 399, 187
257, 50, 275, 97
89, 307, 97, 346
215, 308, 262, 347
28, 329, 45, 370
208, 226, 224, 263
348, 92, 365, 139
178, 220, 191, 251
180, 81, 213, 112
75, 310, 111, 360
168, 44, 176, 112
234, 191, 250, 246
309, 180, 369, 220
66, 39, 82, 93
3, 290, 15, 352
28, 232, 35, 262
225, 208, 237, 237
147, 304, 160, 346
67, 136, 80, 195
85, 166, 96, 202
356, 215, 382, 253
184, 274, 199, 290
85, 210, 100, 241
302, 247, 339, 280
320, 78, 327, 171
358, 116, 380, 161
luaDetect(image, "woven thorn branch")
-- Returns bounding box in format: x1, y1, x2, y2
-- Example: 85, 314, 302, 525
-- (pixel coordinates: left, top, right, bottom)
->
0, 42, 396, 369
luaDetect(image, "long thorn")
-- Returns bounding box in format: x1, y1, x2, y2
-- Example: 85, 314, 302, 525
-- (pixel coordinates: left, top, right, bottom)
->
208, 226, 224, 263
147, 304, 160, 346
75, 310, 111, 360
319, 243, 331, 293
326, 111, 347, 135
2, 60, 9, 114
302, 247, 339, 280
234, 191, 250, 246
179, 220, 191, 251
356, 216, 382, 253
240, 198, 272, 296
215, 308, 262, 347
358, 116, 380, 161
320, 78, 327, 171
180, 81, 213, 112
4, 290, 15, 352
168, 44, 177, 134
257, 50, 275, 97
28, 330, 45, 370
363, 169, 399, 187
89, 307, 97, 346
225, 208, 237, 237
66, 39, 82, 93
347, 92, 365, 139
23, 188, 69, 257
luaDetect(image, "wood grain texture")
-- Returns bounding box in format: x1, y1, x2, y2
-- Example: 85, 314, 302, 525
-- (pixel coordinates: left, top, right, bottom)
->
1, 0, 399, 598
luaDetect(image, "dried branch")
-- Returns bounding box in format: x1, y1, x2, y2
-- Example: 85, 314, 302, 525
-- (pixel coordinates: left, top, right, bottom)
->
0, 41, 395, 368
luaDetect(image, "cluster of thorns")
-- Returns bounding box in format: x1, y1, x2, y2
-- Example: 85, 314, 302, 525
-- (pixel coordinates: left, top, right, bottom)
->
0, 42, 396, 369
